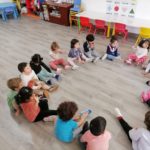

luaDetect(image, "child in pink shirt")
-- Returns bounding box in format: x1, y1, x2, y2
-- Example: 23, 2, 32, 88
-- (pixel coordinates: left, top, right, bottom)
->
79, 116, 111, 150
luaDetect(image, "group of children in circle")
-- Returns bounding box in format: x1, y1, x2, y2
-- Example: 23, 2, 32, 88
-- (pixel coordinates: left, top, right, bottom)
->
7, 34, 150, 150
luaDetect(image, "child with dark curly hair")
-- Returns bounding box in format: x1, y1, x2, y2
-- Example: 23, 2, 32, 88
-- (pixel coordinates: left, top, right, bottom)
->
55, 101, 91, 143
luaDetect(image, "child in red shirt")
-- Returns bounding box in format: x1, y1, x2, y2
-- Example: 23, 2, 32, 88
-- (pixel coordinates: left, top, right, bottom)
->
15, 87, 57, 122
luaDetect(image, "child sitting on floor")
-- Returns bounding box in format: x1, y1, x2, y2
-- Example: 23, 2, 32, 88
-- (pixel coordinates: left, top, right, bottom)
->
83, 34, 100, 62
49, 41, 71, 73
55, 101, 91, 143
68, 39, 91, 70
7, 77, 23, 116
15, 87, 57, 122
125, 39, 150, 65
18, 62, 58, 93
102, 36, 121, 61
115, 108, 150, 150
30, 54, 60, 85
79, 116, 111, 150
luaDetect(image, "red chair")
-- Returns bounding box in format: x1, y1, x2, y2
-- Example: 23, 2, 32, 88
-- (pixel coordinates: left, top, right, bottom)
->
114, 23, 128, 40
94, 20, 107, 36
79, 17, 92, 34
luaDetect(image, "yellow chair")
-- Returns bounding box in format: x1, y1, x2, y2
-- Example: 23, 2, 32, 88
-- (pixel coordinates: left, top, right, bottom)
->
135, 27, 150, 45
69, 10, 78, 27
12, 0, 21, 11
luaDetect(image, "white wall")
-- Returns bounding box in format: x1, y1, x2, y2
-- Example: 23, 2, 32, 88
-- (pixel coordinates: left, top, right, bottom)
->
81, 0, 150, 33
0, 0, 12, 3
82, 0, 150, 20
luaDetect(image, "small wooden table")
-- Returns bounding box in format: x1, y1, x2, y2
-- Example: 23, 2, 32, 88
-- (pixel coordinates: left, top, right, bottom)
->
41, 0, 73, 26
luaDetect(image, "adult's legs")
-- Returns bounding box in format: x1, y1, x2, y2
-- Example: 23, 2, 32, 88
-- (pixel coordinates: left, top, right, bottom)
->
118, 117, 133, 142
84, 51, 94, 59
91, 50, 100, 58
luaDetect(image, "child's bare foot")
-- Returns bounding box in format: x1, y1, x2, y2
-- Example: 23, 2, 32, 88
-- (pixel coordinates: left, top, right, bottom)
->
64, 65, 71, 70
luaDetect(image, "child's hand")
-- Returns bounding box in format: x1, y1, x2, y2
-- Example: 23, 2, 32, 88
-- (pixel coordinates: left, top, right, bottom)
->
81, 112, 89, 119
37, 84, 42, 89
15, 110, 20, 116
132, 45, 137, 50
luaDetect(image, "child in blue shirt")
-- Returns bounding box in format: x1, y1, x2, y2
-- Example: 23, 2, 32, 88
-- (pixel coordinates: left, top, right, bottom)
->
55, 101, 90, 143
102, 36, 121, 61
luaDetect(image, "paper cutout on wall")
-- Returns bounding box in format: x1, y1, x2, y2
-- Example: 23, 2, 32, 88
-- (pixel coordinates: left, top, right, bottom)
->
106, 0, 137, 17
130, 9, 135, 14
114, 5, 119, 11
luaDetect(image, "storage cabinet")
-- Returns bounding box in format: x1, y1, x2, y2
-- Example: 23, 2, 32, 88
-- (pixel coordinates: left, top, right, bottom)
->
41, 0, 73, 26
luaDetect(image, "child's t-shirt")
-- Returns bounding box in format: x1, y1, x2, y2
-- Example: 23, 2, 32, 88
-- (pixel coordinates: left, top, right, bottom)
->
135, 46, 148, 59
68, 48, 82, 58
55, 117, 78, 142
21, 99, 40, 122
7, 90, 17, 111
49, 50, 60, 61
80, 130, 111, 150
21, 70, 38, 87
129, 128, 150, 150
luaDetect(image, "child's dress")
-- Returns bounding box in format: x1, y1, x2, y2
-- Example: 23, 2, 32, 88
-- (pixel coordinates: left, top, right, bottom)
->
126, 46, 148, 65
49, 50, 68, 70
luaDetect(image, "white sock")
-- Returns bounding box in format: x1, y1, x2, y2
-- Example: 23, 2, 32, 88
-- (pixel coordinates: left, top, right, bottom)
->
115, 108, 123, 117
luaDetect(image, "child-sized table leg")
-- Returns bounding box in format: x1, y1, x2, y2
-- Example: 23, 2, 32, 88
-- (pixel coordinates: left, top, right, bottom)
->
107, 22, 111, 38
112, 23, 115, 36
77, 17, 81, 33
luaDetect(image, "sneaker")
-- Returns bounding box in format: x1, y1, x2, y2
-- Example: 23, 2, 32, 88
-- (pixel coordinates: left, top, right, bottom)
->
72, 65, 79, 70
86, 58, 93, 62
101, 54, 107, 60
43, 116, 55, 122
114, 108, 123, 117
93, 57, 100, 63
80, 109, 92, 115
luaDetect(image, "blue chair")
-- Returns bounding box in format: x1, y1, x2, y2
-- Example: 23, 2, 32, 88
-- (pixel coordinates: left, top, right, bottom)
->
70, 0, 81, 26
70, 0, 81, 12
